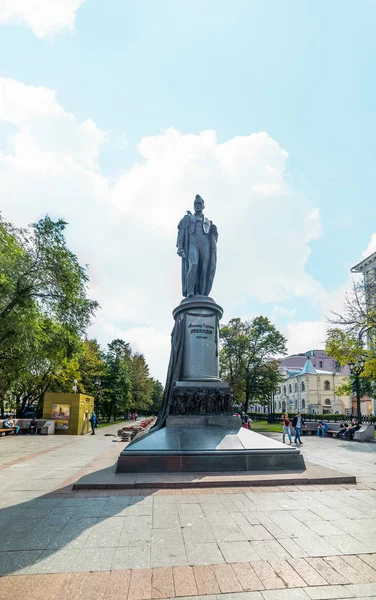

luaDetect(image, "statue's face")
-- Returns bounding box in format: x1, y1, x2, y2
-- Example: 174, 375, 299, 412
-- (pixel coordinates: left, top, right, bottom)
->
194, 197, 204, 212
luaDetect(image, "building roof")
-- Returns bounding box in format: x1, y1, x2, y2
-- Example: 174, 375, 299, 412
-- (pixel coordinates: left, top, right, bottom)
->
351, 251, 376, 273
281, 362, 338, 379
301, 358, 317, 375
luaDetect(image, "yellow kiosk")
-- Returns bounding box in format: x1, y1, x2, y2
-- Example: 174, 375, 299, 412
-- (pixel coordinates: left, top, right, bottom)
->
43, 392, 95, 435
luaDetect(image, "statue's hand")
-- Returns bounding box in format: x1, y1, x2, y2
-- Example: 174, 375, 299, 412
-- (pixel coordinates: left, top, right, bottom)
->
177, 249, 186, 258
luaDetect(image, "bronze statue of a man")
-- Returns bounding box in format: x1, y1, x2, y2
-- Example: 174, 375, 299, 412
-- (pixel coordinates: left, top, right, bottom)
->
177, 195, 218, 297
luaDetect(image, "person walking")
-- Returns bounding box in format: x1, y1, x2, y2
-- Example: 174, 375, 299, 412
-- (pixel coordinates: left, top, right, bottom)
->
282, 413, 292, 444
292, 412, 305, 445
89, 411, 97, 435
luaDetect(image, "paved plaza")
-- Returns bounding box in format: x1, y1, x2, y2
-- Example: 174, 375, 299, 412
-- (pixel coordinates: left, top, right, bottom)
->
1, 428, 376, 600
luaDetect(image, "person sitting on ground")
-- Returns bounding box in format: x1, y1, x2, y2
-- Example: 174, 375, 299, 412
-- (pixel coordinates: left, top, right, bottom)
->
292, 412, 305, 445
316, 420, 330, 437
282, 413, 292, 444
28, 417, 38, 435
336, 421, 348, 438
342, 418, 360, 440
4, 415, 20, 435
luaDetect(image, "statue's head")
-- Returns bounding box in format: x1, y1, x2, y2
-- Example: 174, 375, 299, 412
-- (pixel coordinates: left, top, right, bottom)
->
194, 194, 205, 213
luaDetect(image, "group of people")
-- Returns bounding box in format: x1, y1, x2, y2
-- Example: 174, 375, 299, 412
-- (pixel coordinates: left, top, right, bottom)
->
282, 413, 361, 443
3, 415, 39, 435
335, 419, 361, 439
241, 412, 253, 429
282, 413, 305, 444
316, 417, 360, 439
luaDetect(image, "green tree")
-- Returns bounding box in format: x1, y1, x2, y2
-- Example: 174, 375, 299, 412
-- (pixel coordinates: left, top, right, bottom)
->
325, 327, 376, 398
78, 339, 106, 398
0, 215, 98, 415
150, 379, 164, 414
220, 316, 287, 412
102, 339, 132, 421
0, 215, 98, 336
9, 315, 82, 416
131, 353, 153, 413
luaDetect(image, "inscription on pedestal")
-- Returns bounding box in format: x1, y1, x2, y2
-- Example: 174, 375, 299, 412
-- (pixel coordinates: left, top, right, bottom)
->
183, 310, 219, 380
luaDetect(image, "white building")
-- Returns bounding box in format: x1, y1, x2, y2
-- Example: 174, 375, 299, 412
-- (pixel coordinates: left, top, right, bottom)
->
274, 357, 352, 415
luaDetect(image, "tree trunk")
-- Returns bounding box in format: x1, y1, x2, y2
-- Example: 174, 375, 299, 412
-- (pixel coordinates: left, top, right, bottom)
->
243, 368, 253, 413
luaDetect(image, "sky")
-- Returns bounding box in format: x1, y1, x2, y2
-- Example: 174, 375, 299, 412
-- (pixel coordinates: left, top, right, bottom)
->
1, 0, 376, 382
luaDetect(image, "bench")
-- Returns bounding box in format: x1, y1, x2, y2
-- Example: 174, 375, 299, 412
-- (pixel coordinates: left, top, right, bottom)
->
291, 421, 374, 442
0, 427, 15, 436
0, 419, 55, 436
354, 424, 375, 442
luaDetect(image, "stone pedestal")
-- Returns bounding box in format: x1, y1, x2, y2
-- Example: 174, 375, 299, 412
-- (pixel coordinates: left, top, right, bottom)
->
116, 414, 306, 473
174, 296, 222, 381
116, 295, 306, 474
169, 296, 233, 417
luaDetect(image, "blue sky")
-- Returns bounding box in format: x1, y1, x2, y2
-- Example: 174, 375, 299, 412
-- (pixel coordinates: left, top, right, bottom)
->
1, 0, 376, 380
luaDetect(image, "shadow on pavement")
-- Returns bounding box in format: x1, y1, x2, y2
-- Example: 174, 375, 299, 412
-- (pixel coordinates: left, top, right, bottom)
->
0, 479, 150, 576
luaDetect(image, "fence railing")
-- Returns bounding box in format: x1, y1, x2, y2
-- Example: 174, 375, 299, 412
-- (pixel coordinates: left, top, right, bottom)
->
245, 412, 376, 424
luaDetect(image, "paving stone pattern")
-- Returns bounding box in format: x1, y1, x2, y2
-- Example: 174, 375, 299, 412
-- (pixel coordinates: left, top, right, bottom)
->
2, 429, 376, 599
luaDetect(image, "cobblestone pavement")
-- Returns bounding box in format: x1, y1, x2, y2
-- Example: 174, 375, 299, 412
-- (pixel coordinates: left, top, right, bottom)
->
1, 431, 376, 599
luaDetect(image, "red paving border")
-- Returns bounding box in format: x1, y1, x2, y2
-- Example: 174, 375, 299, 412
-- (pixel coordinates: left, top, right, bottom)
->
0, 441, 71, 471
1, 555, 376, 599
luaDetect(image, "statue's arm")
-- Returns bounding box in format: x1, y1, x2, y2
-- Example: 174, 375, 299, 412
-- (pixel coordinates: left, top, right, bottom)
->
211, 223, 218, 242
177, 216, 187, 257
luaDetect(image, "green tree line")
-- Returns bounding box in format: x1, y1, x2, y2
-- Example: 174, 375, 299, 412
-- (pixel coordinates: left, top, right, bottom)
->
220, 316, 287, 412
0, 215, 163, 419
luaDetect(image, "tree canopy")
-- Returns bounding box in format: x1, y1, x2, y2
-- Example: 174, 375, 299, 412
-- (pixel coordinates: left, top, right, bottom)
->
0, 214, 163, 419
325, 327, 376, 398
220, 316, 287, 411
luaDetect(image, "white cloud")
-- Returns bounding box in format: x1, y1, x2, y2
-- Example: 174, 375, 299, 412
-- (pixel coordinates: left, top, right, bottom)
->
0, 0, 86, 39
271, 306, 296, 321
1, 77, 331, 381
285, 321, 329, 355
363, 233, 376, 258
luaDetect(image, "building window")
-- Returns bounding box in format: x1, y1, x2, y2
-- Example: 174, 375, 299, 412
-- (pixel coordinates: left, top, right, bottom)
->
324, 380, 330, 391
294, 383, 298, 392
302, 399, 305, 409
282, 401, 286, 412
289, 384, 292, 393
283, 386, 286, 395
319, 361, 323, 368
325, 399, 331, 405
301, 381, 305, 392
278, 386, 281, 394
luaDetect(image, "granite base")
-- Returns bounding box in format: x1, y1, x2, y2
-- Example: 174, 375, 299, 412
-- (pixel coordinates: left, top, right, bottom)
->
116, 419, 306, 473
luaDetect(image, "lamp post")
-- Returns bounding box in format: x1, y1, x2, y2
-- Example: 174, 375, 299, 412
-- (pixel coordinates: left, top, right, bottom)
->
348, 359, 365, 422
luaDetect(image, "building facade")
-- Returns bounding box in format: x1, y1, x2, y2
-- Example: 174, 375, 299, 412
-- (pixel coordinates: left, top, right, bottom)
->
274, 357, 352, 415
351, 250, 376, 298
